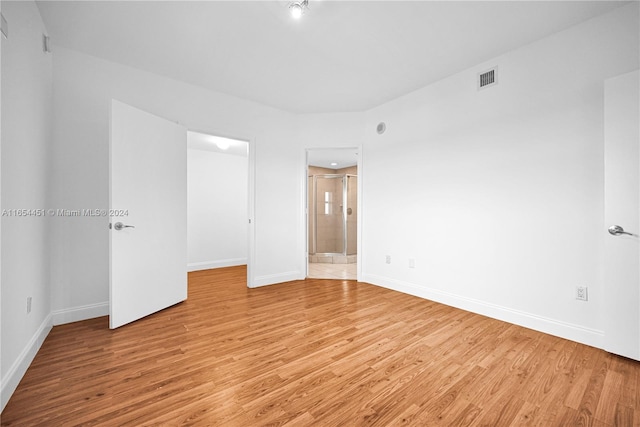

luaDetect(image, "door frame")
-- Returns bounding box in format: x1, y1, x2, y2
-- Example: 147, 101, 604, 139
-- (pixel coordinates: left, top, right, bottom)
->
303, 146, 363, 281
603, 70, 640, 360
189, 127, 256, 287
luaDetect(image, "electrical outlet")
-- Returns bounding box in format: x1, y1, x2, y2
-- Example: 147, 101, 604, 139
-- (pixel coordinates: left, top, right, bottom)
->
576, 286, 588, 301
27, 296, 32, 314
385, 255, 391, 264
409, 258, 415, 268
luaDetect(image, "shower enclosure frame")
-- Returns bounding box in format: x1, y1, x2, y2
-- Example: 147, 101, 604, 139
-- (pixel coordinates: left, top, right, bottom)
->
308, 173, 357, 258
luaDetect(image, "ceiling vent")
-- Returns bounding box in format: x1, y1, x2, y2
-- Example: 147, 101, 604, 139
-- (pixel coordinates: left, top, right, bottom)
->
478, 67, 498, 90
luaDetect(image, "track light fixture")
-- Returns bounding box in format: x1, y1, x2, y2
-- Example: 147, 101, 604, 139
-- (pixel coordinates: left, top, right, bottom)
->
289, 0, 309, 19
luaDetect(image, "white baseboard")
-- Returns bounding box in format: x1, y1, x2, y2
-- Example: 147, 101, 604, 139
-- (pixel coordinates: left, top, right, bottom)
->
187, 258, 247, 272
1, 314, 53, 412
52, 301, 109, 326
361, 273, 604, 349
250, 270, 304, 288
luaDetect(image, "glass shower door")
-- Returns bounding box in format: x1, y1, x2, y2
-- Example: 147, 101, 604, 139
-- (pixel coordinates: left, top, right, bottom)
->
315, 175, 344, 254
346, 175, 357, 256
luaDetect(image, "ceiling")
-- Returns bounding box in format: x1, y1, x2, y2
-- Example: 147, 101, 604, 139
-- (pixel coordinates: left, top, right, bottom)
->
36, 1, 627, 114
307, 147, 358, 169
187, 130, 356, 167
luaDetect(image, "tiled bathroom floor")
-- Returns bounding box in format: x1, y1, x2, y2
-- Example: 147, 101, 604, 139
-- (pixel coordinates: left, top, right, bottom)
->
307, 263, 357, 280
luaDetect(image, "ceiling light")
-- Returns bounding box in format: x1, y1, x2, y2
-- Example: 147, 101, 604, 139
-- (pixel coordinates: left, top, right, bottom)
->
207, 135, 235, 150
330, 162, 338, 167
289, 0, 309, 19
216, 140, 230, 150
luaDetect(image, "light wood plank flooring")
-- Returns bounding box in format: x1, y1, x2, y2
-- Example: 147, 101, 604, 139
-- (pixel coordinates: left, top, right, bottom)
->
2, 266, 639, 426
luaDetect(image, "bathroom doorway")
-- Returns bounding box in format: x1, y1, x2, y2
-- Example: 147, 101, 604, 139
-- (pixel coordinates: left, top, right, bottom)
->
306, 148, 359, 280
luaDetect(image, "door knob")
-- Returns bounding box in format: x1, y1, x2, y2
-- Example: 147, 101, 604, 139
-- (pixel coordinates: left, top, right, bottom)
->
608, 225, 633, 236
113, 222, 135, 231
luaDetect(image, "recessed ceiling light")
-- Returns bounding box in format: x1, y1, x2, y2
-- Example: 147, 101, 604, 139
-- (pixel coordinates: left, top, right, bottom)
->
289, 0, 309, 19
330, 162, 338, 166
208, 135, 234, 150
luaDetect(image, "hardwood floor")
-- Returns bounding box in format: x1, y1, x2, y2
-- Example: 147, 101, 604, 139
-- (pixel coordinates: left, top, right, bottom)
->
2, 265, 639, 426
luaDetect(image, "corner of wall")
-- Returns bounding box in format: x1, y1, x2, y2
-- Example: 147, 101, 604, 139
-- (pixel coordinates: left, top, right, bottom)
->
1, 314, 52, 412
1, 0, 55, 411
187, 258, 248, 272
250, 270, 305, 288
51, 302, 109, 326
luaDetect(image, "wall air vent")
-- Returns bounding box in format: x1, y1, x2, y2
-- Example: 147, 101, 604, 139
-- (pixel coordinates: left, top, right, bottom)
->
478, 67, 498, 90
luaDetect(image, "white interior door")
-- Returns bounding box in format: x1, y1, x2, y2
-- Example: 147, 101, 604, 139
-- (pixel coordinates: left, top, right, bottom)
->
109, 100, 187, 329
604, 70, 640, 359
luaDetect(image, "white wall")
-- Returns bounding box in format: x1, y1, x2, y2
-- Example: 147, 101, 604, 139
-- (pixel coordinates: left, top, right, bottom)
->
2, 0, 637, 412
187, 147, 248, 271
49, 45, 301, 324
1, 0, 53, 410
361, 3, 639, 348
49, 47, 369, 319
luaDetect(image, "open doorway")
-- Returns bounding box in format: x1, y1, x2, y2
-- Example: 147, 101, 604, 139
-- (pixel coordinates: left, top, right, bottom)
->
307, 148, 359, 280
187, 131, 249, 272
